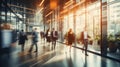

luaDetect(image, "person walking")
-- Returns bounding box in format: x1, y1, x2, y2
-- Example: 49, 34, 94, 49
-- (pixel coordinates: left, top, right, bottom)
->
65, 28, 75, 52
45, 29, 51, 45
40, 31, 43, 43
18, 30, 27, 51
29, 28, 38, 53
51, 28, 58, 50
80, 28, 90, 56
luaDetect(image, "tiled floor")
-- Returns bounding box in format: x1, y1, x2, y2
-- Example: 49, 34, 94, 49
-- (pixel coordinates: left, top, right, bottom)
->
0, 40, 120, 67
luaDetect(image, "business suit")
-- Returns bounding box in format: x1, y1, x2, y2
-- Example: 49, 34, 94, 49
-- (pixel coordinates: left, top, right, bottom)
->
51, 31, 58, 50
19, 31, 27, 51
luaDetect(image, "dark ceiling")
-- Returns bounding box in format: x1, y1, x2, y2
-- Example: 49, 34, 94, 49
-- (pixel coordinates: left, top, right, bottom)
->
22, 0, 69, 9
16, 0, 42, 9
24, 0, 42, 9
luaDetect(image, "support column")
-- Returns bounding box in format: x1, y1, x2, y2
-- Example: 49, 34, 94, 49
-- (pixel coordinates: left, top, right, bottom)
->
100, 1, 107, 56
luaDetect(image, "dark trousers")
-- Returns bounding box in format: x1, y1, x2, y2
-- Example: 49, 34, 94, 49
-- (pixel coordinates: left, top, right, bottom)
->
83, 39, 88, 55
52, 40, 56, 50
29, 42, 38, 52
21, 44, 25, 51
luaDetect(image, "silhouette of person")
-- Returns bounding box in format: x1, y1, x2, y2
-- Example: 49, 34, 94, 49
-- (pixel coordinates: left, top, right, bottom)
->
65, 28, 75, 52
51, 28, 58, 50
45, 29, 51, 45
18, 30, 27, 51
29, 28, 38, 53
80, 28, 90, 56
40, 31, 45, 43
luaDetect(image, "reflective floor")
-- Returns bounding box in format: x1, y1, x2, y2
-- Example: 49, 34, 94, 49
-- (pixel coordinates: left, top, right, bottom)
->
0, 40, 120, 67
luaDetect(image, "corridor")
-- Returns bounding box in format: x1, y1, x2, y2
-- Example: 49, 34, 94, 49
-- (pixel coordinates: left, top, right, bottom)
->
0, 39, 120, 67
1, 0, 120, 67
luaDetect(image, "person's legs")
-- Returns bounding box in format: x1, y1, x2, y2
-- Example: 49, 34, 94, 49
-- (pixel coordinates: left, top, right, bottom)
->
35, 42, 38, 52
69, 43, 72, 52
64, 41, 67, 53
82, 40, 85, 53
29, 44, 33, 52
51, 40, 53, 50
22, 44, 24, 51
85, 39, 88, 56
82, 44, 85, 53
54, 40, 56, 49
70, 45, 71, 52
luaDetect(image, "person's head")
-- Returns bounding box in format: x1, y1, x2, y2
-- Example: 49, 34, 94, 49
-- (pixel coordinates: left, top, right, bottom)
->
68, 28, 72, 33
21, 29, 24, 32
35, 28, 37, 30
33, 28, 37, 32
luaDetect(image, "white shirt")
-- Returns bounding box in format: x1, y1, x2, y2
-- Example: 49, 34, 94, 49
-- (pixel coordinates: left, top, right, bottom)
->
48, 32, 51, 36
84, 31, 88, 39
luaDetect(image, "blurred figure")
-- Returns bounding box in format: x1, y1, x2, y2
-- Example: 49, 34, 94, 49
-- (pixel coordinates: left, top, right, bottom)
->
18, 30, 27, 51
11, 29, 18, 47
45, 29, 51, 45
29, 28, 38, 53
80, 28, 90, 56
65, 28, 75, 52
40, 31, 45, 43
0, 23, 18, 54
51, 28, 58, 50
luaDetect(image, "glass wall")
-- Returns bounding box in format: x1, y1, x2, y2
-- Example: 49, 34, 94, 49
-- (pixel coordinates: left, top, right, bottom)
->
107, 0, 120, 60
73, 2, 101, 53
61, 2, 101, 54
60, 0, 120, 61
0, 0, 26, 30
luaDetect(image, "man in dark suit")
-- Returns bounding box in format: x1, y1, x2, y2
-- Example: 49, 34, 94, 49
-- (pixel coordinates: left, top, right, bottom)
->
51, 28, 58, 50
18, 30, 27, 51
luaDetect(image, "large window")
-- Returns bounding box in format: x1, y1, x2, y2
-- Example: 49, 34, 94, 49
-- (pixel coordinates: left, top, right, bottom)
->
107, 1, 120, 60
61, 0, 120, 61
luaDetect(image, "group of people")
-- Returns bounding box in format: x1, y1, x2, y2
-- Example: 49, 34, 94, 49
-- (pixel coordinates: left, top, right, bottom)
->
45, 28, 58, 50
18, 28, 59, 53
64, 28, 90, 56
18, 27, 90, 56
18, 28, 38, 52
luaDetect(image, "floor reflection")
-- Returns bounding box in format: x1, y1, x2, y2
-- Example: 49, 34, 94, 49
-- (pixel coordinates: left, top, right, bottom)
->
0, 43, 120, 67
83, 56, 87, 67
101, 58, 107, 67
67, 53, 73, 67
0, 54, 10, 67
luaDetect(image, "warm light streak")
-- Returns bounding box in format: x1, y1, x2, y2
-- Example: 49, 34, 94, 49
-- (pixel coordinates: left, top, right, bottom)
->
36, 8, 43, 14
38, 0, 45, 7
65, 0, 72, 5
40, 8, 43, 11
45, 11, 53, 17
69, 0, 85, 10
64, 0, 74, 9
60, 9, 68, 14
